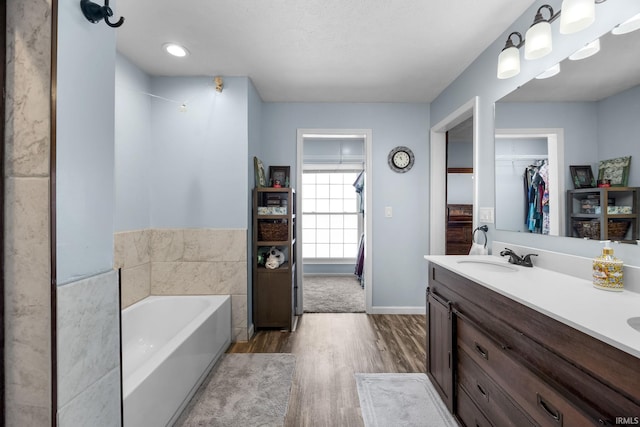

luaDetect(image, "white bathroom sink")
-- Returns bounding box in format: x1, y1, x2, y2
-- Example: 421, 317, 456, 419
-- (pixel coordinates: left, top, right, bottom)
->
627, 317, 640, 333
456, 259, 518, 272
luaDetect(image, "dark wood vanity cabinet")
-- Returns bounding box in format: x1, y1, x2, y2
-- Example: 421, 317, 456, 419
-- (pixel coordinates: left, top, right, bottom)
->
426, 291, 454, 411
426, 264, 640, 426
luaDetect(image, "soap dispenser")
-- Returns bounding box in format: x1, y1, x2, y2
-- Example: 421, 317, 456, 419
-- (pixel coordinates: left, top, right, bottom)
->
592, 240, 624, 291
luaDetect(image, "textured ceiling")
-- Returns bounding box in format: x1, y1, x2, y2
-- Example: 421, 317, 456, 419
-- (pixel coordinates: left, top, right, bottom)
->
116, 0, 536, 102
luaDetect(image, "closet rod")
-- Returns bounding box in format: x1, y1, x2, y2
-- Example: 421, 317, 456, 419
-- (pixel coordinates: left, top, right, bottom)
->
495, 154, 548, 160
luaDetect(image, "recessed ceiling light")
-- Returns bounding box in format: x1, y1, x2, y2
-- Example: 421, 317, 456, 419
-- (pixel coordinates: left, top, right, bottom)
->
163, 43, 189, 58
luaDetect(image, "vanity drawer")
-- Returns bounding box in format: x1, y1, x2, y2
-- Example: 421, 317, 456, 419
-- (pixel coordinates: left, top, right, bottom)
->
457, 317, 594, 427
456, 386, 492, 427
457, 348, 535, 427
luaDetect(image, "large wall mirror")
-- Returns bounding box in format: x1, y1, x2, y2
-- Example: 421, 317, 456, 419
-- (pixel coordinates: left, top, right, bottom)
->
495, 20, 640, 246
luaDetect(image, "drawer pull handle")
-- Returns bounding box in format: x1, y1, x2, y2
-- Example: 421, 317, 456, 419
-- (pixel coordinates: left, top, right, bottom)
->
474, 342, 488, 359
476, 382, 488, 400
537, 393, 562, 424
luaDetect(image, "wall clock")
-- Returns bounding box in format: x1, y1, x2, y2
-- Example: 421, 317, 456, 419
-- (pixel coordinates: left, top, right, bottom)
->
388, 146, 415, 173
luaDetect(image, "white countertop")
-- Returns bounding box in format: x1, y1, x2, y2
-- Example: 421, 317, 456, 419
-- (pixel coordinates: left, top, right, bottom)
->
424, 255, 640, 359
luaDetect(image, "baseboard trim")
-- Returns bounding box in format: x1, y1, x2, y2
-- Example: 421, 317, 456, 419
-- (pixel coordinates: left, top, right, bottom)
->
247, 323, 255, 340
369, 306, 425, 315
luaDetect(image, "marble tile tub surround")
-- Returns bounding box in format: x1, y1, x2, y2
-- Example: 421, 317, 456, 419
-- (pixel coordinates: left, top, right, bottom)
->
56, 270, 120, 424
115, 228, 248, 341
114, 229, 151, 308
492, 241, 640, 293
5, 0, 54, 424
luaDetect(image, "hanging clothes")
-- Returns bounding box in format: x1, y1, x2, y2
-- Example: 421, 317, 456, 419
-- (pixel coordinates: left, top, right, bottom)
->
538, 161, 550, 234
523, 160, 548, 234
353, 170, 365, 213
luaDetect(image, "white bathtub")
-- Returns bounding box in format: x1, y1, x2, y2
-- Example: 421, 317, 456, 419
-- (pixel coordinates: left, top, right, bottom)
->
122, 295, 231, 427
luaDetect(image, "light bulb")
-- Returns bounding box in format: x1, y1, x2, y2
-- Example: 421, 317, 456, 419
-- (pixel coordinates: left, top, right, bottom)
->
612, 13, 640, 35
536, 63, 561, 79
569, 39, 600, 61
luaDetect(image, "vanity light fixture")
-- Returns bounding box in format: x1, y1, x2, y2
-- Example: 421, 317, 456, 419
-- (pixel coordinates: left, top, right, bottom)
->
535, 63, 561, 79
569, 38, 600, 60
525, 5, 556, 60
497, 32, 524, 79
497, 0, 609, 79
163, 43, 189, 58
611, 12, 640, 35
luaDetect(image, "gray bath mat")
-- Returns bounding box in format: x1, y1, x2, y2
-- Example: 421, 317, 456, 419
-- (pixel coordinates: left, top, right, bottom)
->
175, 353, 296, 427
303, 275, 365, 313
355, 373, 458, 427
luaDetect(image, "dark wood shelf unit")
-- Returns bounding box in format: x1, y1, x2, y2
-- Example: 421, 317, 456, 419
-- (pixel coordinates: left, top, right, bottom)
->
567, 187, 639, 242
252, 187, 297, 331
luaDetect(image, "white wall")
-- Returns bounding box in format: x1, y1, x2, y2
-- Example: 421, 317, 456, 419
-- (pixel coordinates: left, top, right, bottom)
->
432, 0, 640, 265
261, 103, 430, 308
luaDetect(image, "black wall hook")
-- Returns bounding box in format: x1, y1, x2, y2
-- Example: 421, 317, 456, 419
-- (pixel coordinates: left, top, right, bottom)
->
80, 0, 125, 28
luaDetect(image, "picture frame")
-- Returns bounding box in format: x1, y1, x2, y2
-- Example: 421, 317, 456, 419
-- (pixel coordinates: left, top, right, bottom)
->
570, 165, 596, 189
269, 166, 290, 187
598, 156, 631, 187
254, 156, 267, 188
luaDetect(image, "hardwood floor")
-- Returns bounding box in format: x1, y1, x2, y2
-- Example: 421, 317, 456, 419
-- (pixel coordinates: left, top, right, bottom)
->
228, 313, 427, 427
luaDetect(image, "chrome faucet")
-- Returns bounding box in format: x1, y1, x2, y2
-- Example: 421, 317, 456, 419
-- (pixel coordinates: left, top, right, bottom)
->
499, 248, 538, 267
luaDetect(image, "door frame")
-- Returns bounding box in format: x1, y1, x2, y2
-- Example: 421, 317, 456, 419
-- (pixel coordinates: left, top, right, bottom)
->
430, 97, 479, 255
296, 129, 373, 313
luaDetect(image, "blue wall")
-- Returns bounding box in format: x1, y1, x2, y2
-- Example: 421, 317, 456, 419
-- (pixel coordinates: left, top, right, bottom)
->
247, 79, 263, 325
597, 85, 640, 186
495, 101, 599, 184
261, 103, 430, 308
56, 0, 116, 284
115, 53, 152, 232
149, 76, 249, 228
432, 0, 640, 265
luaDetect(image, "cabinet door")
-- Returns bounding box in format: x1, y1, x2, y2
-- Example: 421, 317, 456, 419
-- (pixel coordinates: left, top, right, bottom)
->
427, 291, 454, 411
255, 270, 292, 328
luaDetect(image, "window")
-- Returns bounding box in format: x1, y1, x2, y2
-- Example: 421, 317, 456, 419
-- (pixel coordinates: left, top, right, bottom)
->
302, 171, 361, 259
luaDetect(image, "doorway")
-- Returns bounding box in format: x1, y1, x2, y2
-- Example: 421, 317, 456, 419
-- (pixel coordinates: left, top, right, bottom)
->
430, 98, 479, 255
296, 129, 373, 314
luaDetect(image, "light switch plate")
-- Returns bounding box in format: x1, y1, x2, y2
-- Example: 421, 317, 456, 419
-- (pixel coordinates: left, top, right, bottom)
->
385, 206, 393, 217
479, 207, 494, 223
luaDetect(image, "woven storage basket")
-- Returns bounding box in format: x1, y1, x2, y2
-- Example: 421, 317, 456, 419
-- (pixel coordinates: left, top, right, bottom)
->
607, 220, 630, 240
258, 222, 288, 241
573, 220, 629, 240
